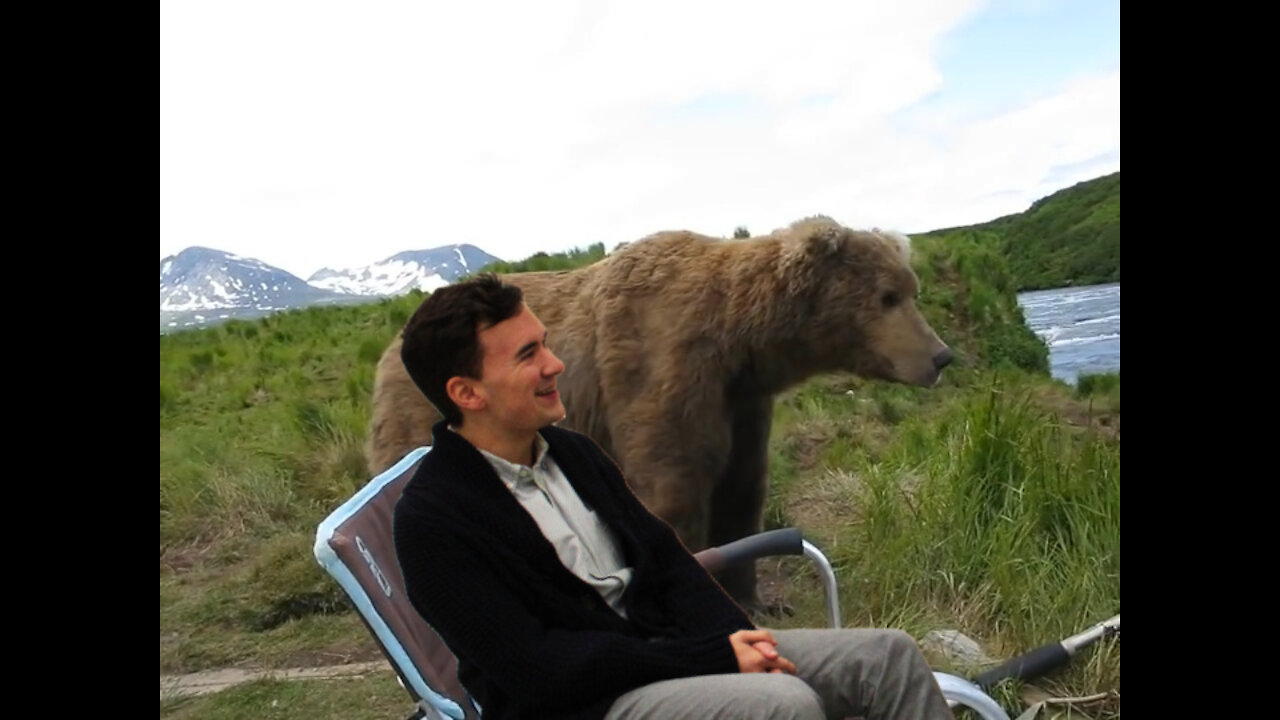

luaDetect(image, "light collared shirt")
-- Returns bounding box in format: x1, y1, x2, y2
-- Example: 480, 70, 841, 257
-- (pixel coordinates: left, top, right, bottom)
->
469, 429, 635, 619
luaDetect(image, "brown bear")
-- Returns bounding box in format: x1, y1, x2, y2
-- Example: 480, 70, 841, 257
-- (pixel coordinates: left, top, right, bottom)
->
366, 215, 953, 611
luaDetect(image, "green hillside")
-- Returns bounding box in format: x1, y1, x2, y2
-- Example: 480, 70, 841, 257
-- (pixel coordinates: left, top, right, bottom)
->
922, 171, 1120, 291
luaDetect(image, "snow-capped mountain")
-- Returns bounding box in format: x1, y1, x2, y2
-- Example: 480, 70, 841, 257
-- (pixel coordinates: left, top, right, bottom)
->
160, 246, 368, 311
160, 247, 369, 332
159, 243, 507, 333
307, 244, 501, 296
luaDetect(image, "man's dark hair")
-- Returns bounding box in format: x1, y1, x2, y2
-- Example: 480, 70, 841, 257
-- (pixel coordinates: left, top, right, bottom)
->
399, 272, 525, 426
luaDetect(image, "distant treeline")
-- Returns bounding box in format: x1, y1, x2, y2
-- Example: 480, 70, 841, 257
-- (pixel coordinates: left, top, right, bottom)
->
478, 242, 608, 274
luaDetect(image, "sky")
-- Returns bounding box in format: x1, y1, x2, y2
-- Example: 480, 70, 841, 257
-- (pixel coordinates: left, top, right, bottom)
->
160, 0, 1120, 281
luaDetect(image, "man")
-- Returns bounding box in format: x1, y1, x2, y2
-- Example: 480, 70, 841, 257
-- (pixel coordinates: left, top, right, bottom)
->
392, 273, 955, 720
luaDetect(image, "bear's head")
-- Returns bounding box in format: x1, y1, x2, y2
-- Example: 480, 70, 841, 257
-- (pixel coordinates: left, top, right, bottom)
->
780, 217, 953, 388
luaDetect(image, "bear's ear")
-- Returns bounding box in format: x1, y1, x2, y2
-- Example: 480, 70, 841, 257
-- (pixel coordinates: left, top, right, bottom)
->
806, 225, 846, 257
872, 228, 912, 263
779, 223, 845, 273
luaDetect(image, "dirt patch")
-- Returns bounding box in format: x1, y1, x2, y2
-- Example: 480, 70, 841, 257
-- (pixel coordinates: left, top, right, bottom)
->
756, 563, 791, 606
780, 421, 835, 472
1060, 406, 1120, 439
749, 561, 798, 621
270, 642, 387, 670
160, 660, 393, 701
783, 469, 862, 534
1027, 385, 1120, 441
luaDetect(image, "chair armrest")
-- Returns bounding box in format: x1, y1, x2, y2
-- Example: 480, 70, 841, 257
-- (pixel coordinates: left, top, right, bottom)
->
693, 528, 805, 574
693, 527, 842, 629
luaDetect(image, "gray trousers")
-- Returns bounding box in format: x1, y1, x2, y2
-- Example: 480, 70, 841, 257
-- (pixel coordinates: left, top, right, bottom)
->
604, 628, 955, 720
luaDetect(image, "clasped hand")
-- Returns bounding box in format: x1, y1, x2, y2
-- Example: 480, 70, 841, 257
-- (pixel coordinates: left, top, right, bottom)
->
728, 629, 797, 675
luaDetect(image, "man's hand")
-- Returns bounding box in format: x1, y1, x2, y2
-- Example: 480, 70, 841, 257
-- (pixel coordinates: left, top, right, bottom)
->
728, 629, 797, 674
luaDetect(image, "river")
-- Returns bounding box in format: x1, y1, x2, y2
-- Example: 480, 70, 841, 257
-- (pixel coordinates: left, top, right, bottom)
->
1015, 282, 1120, 385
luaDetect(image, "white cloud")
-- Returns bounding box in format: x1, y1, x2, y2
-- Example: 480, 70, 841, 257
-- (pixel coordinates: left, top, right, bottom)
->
160, 0, 1118, 278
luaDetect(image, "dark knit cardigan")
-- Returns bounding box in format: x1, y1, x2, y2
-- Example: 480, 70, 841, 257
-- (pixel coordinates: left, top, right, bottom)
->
393, 420, 757, 720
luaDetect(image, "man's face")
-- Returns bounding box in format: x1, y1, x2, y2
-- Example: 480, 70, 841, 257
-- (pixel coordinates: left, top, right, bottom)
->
472, 303, 567, 433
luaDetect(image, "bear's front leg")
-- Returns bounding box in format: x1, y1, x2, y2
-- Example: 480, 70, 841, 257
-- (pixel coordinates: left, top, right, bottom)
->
706, 394, 782, 616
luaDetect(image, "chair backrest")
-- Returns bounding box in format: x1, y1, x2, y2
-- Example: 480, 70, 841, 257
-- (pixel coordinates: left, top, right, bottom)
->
313, 446, 480, 720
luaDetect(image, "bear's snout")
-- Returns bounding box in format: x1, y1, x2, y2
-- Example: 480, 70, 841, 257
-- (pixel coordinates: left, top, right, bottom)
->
933, 347, 954, 372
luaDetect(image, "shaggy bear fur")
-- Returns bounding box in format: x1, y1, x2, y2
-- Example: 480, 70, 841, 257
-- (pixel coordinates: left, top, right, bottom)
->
367, 216, 953, 610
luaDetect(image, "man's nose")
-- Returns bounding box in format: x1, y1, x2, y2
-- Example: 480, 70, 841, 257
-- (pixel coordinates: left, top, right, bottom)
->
545, 351, 566, 376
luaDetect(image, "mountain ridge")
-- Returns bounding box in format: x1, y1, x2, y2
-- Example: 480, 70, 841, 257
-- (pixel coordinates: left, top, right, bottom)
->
160, 244, 500, 332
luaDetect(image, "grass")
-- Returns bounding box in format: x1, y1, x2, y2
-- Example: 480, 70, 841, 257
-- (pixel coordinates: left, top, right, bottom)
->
160, 530, 381, 673
161, 375, 1119, 718
1076, 372, 1120, 417
159, 235, 1118, 717
759, 372, 1120, 718
160, 298, 425, 676
160, 673, 412, 720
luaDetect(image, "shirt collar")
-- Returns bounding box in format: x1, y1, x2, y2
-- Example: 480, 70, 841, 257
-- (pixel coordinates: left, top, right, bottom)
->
450, 425, 551, 487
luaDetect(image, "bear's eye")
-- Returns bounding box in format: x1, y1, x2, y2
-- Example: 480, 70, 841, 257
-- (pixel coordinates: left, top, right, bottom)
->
881, 291, 900, 308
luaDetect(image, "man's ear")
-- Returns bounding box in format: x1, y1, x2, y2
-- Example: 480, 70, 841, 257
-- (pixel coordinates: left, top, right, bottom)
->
446, 376, 486, 413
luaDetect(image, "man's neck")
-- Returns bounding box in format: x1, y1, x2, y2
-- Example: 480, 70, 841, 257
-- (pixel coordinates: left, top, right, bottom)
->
452, 419, 538, 467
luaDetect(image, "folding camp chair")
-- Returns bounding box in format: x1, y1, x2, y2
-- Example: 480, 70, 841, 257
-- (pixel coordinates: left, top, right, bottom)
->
314, 446, 1010, 720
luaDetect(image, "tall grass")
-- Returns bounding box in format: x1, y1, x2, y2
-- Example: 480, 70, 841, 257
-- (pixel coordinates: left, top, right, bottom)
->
757, 370, 1119, 717
805, 375, 1120, 703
